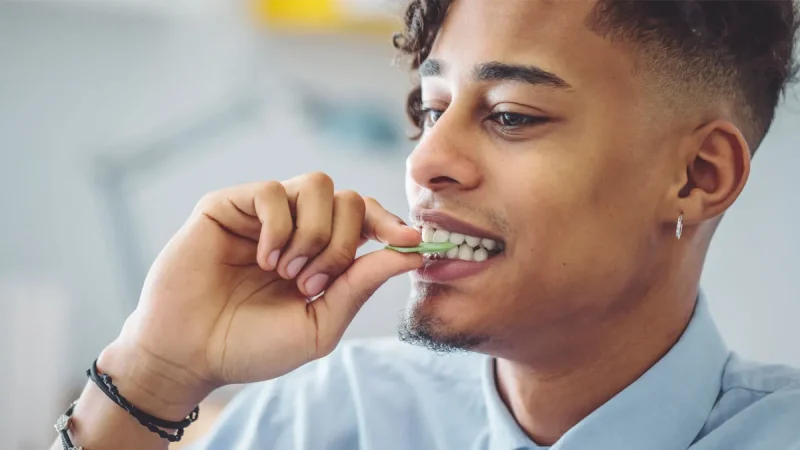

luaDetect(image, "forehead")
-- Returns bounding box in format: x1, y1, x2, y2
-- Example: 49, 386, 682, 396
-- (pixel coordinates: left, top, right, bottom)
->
428, 0, 638, 96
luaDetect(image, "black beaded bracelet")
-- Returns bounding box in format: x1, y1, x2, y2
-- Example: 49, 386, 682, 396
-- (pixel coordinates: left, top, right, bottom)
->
87, 359, 200, 442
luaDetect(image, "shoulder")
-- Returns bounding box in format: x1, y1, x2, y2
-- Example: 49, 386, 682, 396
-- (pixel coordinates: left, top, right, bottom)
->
719, 353, 800, 428
698, 353, 800, 448
721, 353, 800, 396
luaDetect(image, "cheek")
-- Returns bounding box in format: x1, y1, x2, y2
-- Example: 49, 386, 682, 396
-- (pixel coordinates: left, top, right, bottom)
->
498, 151, 645, 296
502, 151, 593, 241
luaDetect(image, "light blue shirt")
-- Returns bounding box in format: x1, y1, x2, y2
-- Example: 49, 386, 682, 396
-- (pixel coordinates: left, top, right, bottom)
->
193, 295, 800, 449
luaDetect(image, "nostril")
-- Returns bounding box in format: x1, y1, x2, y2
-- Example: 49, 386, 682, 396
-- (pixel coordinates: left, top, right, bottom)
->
430, 176, 457, 185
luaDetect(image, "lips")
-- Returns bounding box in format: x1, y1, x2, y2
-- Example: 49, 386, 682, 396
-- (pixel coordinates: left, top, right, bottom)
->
413, 253, 502, 283
409, 209, 506, 282
411, 209, 505, 243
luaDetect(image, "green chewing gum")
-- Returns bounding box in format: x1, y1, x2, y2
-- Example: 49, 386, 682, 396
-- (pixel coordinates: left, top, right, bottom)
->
384, 242, 457, 254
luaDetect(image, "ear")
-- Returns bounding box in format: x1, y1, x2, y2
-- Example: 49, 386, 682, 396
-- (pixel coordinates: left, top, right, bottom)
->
673, 120, 751, 226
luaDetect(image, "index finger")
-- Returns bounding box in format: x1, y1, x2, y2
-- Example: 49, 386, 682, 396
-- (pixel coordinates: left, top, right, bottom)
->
361, 197, 420, 247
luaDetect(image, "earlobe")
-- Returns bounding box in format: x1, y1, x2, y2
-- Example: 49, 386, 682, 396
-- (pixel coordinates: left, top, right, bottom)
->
673, 120, 750, 227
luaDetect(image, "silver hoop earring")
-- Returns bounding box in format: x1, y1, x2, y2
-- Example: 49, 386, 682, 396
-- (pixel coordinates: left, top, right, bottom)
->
676, 213, 684, 240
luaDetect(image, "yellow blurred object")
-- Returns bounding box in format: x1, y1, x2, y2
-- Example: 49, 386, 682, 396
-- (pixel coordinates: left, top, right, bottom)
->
251, 0, 400, 35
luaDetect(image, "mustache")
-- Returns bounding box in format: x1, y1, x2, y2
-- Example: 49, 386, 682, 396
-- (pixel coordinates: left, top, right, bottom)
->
410, 195, 512, 236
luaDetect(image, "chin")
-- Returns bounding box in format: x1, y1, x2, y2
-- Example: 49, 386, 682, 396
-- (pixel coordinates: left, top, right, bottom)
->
398, 281, 492, 353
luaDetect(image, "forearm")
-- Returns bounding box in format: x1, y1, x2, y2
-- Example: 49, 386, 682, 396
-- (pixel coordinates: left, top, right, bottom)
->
48, 344, 210, 450
49, 381, 170, 450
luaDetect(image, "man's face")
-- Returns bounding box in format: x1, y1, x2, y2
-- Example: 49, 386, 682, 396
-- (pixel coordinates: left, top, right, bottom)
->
401, 0, 681, 355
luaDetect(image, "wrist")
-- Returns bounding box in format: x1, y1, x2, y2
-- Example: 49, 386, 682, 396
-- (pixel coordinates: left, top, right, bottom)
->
97, 342, 214, 422
68, 381, 170, 450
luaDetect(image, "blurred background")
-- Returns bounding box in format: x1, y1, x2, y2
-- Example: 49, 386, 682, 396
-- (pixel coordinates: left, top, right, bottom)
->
0, 0, 798, 448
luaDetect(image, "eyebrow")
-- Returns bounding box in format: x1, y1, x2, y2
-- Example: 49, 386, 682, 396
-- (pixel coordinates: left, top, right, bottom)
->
418, 59, 443, 77
474, 62, 571, 89
419, 58, 571, 90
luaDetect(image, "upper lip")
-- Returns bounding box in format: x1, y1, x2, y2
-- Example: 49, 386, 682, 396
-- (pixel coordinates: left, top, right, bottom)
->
411, 209, 505, 243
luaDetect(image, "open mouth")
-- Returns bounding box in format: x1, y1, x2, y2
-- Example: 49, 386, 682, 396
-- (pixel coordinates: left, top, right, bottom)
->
417, 224, 505, 262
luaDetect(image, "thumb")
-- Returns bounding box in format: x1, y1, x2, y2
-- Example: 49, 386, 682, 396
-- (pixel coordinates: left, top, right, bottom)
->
311, 249, 423, 353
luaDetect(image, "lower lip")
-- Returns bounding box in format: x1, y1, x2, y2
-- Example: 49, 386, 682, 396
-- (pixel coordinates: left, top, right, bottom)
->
413, 255, 500, 283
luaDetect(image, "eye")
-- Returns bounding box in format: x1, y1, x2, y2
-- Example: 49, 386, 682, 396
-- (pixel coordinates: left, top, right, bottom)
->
489, 112, 546, 128
421, 107, 444, 128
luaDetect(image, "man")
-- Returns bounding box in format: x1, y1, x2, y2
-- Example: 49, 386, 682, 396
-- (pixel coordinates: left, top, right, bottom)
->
52, 1, 800, 449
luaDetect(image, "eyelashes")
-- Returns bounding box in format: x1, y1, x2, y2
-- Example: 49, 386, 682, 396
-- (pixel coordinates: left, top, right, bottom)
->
486, 111, 549, 128
421, 107, 444, 128
420, 107, 550, 132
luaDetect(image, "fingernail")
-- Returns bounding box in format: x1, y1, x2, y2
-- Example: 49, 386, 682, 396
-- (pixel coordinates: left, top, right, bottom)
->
304, 273, 329, 297
267, 250, 281, 269
286, 256, 308, 279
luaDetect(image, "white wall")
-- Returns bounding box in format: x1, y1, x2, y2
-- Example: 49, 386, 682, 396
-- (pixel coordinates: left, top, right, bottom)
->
703, 102, 800, 365
1, 3, 798, 448
0, 5, 414, 447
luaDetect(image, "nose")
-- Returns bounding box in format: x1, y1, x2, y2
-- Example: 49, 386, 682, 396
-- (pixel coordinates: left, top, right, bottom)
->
406, 108, 482, 193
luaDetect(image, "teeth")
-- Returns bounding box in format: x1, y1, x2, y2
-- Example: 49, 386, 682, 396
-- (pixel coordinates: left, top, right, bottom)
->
448, 232, 465, 245
432, 229, 450, 243
457, 244, 474, 261
464, 235, 481, 247
473, 248, 488, 262
446, 246, 460, 259
421, 226, 435, 243
419, 224, 503, 254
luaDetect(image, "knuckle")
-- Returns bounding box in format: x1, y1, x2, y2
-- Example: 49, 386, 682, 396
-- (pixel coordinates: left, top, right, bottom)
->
336, 190, 366, 213
336, 189, 362, 202
362, 196, 379, 207
258, 180, 286, 198
195, 190, 223, 212
305, 171, 333, 190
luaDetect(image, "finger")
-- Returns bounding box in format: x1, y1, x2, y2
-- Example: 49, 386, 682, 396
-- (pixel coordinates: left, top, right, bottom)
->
194, 182, 294, 270
195, 182, 285, 242
276, 172, 335, 280
196, 173, 328, 240
310, 249, 423, 356
254, 182, 293, 270
183, 218, 259, 267
296, 190, 366, 297
361, 197, 421, 247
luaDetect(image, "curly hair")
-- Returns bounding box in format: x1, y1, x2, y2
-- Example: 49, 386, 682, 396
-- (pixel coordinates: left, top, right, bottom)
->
392, 0, 800, 151
392, 0, 453, 138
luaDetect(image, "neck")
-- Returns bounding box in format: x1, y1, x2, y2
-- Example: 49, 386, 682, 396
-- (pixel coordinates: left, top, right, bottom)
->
494, 276, 700, 445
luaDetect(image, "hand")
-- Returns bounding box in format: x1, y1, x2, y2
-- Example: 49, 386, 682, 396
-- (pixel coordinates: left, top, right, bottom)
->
100, 172, 422, 416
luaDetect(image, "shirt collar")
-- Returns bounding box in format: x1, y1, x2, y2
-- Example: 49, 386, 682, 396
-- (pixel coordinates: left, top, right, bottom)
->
483, 355, 547, 450
482, 292, 730, 450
